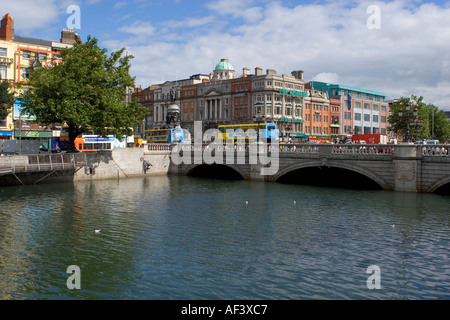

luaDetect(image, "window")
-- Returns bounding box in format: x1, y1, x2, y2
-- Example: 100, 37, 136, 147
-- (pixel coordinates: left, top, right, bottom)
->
39, 53, 47, 61
373, 104, 379, 111
0, 47, 7, 57
344, 112, 351, 120
373, 115, 379, 123
355, 102, 361, 109
381, 105, 387, 112
354, 113, 362, 121
276, 106, 281, 115
22, 50, 31, 59
364, 114, 371, 122
364, 103, 371, 110
21, 68, 30, 80
0, 65, 6, 79
381, 116, 386, 123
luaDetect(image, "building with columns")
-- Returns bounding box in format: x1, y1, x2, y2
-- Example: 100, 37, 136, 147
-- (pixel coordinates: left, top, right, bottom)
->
135, 59, 308, 141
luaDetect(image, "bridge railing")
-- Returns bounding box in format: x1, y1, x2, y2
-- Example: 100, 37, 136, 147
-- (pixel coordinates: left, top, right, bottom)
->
147, 142, 450, 159
0, 153, 87, 174
420, 145, 450, 157
280, 144, 397, 155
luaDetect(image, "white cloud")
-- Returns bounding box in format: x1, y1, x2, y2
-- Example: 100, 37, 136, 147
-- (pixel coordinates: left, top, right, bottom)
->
117, 20, 156, 44
124, 0, 447, 109
1, 0, 60, 34
313, 73, 340, 84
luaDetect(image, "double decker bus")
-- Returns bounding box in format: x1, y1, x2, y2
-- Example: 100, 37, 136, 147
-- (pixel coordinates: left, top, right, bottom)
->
218, 123, 278, 142
74, 135, 130, 151
145, 127, 185, 144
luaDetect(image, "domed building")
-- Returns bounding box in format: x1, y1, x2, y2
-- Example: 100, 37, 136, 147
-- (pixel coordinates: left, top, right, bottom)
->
211, 58, 235, 81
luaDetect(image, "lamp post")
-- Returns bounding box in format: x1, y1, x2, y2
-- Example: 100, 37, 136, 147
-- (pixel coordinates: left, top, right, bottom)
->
410, 108, 423, 142
398, 104, 412, 143
253, 111, 264, 140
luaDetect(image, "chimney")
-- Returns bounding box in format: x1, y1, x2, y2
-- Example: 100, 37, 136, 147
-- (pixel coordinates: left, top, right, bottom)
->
243, 67, 249, 77
291, 70, 304, 80
0, 13, 14, 41
266, 69, 277, 75
60, 28, 81, 45
255, 67, 262, 76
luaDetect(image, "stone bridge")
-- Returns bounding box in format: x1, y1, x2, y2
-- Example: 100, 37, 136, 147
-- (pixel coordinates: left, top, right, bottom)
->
166, 143, 450, 194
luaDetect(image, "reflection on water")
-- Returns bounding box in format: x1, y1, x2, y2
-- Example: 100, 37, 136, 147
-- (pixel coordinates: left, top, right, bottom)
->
0, 176, 449, 299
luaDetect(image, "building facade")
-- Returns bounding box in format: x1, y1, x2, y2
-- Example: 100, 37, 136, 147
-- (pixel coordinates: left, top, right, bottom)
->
0, 13, 80, 150
310, 81, 390, 137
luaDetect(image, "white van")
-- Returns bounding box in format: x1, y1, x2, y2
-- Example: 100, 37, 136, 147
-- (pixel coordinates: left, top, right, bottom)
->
424, 140, 440, 145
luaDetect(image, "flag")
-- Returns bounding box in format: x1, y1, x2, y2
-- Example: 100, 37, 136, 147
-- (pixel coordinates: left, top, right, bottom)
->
347, 93, 352, 111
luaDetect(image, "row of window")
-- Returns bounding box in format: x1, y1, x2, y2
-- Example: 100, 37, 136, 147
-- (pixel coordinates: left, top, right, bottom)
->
253, 81, 302, 91
305, 126, 330, 135
337, 89, 386, 102
354, 113, 387, 123
353, 101, 388, 112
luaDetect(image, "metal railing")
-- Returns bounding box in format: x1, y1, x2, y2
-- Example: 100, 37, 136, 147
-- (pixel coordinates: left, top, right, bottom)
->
0, 153, 87, 175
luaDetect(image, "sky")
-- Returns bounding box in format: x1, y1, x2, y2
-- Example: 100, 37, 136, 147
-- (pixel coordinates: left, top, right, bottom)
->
2, 0, 450, 110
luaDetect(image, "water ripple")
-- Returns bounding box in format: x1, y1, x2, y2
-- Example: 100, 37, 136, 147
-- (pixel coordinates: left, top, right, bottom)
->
0, 177, 449, 299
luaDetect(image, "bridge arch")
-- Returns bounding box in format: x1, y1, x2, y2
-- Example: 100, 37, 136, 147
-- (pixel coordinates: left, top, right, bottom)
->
428, 176, 450, 195
183, 163, 246, 180
274, 160, 387, 190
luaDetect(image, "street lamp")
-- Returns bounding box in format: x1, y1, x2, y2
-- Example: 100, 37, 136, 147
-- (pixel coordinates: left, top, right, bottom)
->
398, 104, 412, 143
284, 120, 293, 143
253, 111, 264, 139
410, 108, 424, 141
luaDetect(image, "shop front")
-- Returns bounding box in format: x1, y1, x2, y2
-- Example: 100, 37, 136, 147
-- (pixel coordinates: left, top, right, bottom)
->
14, 130, 53, 150
0, 131, 13, 140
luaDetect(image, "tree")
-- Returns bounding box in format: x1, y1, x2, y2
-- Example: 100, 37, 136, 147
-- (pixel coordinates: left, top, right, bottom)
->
0, 80, 15, 121
19, 36, 146, 151
388, 95, 450, 143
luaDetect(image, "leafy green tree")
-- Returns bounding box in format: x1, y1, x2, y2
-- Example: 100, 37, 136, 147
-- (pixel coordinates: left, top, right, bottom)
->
0, 80, 15, 121
19, 36, 146, 151
388, 95, 450, 143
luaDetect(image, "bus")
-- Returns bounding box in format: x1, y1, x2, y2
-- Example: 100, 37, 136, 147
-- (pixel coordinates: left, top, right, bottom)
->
145, 127, 185, 144
74, 135, 130, 151
218, 123, 278, 142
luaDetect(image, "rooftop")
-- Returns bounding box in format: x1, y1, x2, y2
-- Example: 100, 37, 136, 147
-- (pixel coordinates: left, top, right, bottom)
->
310, 81, 386, 97
13, 35, 53, 47
215, 59, 234, 71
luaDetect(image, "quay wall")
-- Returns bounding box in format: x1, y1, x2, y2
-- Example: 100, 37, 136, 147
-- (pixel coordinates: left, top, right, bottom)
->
73, 148, 171, 181
0, 148, 172, 186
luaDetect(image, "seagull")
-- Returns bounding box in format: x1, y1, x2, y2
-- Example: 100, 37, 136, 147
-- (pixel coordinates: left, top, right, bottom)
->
294, 201, 296, 205
245, 201, 248, 206
95, 229, 101, 234
391, 224, 395, 229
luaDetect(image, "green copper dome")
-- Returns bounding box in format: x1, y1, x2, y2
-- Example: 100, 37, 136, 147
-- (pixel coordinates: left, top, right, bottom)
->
215, 59, 234, 71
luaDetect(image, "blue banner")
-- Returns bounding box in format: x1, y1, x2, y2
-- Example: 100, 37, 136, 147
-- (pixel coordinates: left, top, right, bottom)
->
347, 93, 352, 111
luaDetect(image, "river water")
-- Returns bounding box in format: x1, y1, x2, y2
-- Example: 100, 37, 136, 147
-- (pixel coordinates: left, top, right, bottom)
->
0, 175, 448, 300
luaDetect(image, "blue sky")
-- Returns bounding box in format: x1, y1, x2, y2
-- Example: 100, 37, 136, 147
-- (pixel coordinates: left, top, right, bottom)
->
2, 0, 450, 109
